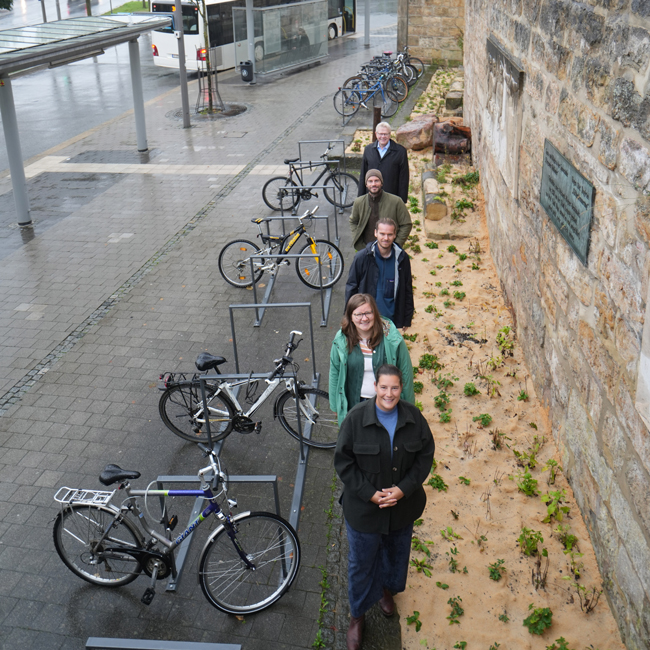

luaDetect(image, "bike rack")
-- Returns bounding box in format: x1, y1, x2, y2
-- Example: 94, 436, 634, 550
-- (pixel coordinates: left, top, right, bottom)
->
86, 639, 240, 650
262, 213, 334, 245
247, 252, 334, 327
297, 138, 348, 174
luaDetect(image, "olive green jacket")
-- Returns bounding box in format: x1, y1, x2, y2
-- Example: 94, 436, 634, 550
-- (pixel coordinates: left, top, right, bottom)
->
334, 397, 435, 534
349, 191, 412, 251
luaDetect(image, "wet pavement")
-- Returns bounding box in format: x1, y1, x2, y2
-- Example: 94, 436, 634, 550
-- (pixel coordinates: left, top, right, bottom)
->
0, 12, 401, 650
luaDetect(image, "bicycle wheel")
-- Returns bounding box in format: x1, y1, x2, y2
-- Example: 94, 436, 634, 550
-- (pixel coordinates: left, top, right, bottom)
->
276, 387, 338, 449
381, 89, 399, 118
408, 57, 425, 78
218, 239, 263, 288
333, 88, 361, 117
159, 384, 234, 443
386, 75, 408, 102
405, 64, 418, 87
199, 511, 300, 614
295, 239, 344, 289
53, 504, 142, 587
261, 177, 299, 212
324, 172, 359, 208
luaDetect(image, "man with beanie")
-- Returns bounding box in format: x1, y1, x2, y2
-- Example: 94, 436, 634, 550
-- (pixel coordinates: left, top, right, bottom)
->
349, 169, 412, 251
358, 122, 409, 203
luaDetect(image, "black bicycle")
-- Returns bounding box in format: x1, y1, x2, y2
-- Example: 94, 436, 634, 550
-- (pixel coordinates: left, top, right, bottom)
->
262, 145, 358, 212
218, 207, 344, 290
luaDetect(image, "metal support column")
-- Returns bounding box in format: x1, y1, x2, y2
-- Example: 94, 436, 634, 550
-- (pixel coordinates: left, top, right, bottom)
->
0, 76, 31, 226
173, 3, 191, 128
245, 0, 256, 83
364, 0, 370, 46
55, 0, 62, 21
40, 0, 48, 22
128, 39, 148, 152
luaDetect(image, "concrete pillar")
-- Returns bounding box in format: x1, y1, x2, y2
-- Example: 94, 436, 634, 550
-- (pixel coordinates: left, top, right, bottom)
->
397, 0, 408, 51
128, 39, 148, 152
0, 77, 31, 226
245, 0, 256, 82
364, 0, 370, 47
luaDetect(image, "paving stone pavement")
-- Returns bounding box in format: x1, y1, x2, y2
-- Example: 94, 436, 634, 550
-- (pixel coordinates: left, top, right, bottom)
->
0, 18, 402, 650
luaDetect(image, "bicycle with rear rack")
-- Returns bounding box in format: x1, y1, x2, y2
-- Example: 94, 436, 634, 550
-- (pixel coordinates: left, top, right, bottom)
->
218, 206, 344, 290
52, 445, 300, 614
158, 330, 338, 449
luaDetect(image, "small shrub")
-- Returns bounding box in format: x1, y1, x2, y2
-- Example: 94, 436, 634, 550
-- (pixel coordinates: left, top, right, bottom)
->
447, 596, 464, 625
439, 409, 452, 423
434, 391, 450, 410
514, 470, 539, 496
413, 381, 423, 394
419, 353, 443, 371
428, 474, 448, 491
518, 527, 544, 556
523, 604, 553, 635
488, 559, 506, 581
453, 291, 466, 301
425, 241, 439, 249
464, 382, 480, 396
473, 413, 493, 427
447, 245, 458, 253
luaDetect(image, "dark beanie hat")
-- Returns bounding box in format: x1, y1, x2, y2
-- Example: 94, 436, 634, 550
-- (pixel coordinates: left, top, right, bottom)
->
365, 169, 383, 184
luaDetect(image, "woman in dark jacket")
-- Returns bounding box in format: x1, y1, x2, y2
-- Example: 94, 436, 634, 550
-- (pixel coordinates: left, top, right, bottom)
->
334, 364, 435, 650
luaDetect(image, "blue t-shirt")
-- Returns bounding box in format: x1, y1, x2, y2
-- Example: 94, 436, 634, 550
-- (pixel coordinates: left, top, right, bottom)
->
375, 248, 396, 320
376, 404, 398, 458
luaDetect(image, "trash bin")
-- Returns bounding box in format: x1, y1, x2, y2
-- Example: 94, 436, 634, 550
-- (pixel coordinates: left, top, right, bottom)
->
240, 60, 253, 82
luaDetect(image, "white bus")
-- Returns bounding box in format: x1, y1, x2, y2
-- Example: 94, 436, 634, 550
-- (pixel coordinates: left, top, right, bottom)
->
150, 0, 355, 72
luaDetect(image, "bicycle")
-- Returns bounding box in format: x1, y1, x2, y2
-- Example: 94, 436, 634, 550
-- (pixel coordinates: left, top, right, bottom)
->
262, 144, 359, 212
158, 330, 338, 449
52, 445, 300, 614
218, 206, 344, 290
333, 75, 400, 118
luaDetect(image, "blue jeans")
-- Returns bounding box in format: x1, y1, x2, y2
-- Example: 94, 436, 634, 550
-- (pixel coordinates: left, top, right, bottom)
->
345, 519, 413, 618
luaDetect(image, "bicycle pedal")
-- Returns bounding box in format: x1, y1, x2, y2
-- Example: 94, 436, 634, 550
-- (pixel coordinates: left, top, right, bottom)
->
141, 587, 156, 606
254, 422, 262, 434
361, 102, 368, 109
167, 514, 178, 532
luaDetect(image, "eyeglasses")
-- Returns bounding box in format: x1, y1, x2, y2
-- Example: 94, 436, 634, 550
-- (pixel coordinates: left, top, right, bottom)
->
352, 311, 373, 321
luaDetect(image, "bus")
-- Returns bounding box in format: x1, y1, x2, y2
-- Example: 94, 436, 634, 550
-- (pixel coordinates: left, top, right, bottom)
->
150, 0, 356, 72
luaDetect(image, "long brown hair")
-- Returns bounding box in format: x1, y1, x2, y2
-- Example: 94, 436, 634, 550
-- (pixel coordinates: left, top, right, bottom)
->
341, 294, 384, 353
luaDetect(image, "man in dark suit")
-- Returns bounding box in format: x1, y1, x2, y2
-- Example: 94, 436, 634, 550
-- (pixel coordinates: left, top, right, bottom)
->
358, 122, 409, 203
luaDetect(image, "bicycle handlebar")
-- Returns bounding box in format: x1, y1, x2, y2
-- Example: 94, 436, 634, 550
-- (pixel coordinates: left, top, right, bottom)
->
298, 206, 318, 221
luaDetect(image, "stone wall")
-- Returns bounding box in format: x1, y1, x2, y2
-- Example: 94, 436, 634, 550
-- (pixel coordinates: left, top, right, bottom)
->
397, 0, 464, 65
464, 0, 650, 646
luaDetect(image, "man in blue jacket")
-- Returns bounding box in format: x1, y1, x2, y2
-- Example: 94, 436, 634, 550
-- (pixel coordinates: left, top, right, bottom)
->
345, 217, 414, 328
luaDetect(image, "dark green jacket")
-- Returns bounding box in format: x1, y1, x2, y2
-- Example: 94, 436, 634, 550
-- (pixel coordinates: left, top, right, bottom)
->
349, 191, 412, 251
334, 398, 435, 534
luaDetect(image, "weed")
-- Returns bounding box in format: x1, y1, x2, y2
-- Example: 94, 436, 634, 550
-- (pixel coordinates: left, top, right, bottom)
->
479, 374, 502, 397
452, 170, 480, 187
428, 474, 448, 491
411, 244, 422, 254
490, 428, 509, 450
512, 447, 539, 470
459, 476, 471, 486
414, 518, 423, 526
466, 321, 474, 328
453, 291, 466, 301
406, 610, 422, 632
451, 509, 459, 519
496, 326, 515, 356
435, 281, 442, 287
434, 391, 450, 410
456, 199, 474, 210
463, 382, 480, 396
312, 630, 325, 649
566, 550, 584, 579
403, 332, 418, 342
439, 409, 452, 423
429, 269, 437, 275
488, 559, 506, 581
493, 469, 505, 485
409, 196, 422, 213
514, 470, 539, 496
440, 288, 450, 296
415, 400, 424, 411
431, 458, 438, 472
457, 253, 468, 261
447, 596, 464, 624
419, 353, 443, 371
410, 557, 433, 577
518, 527, 544, 556
523, 604, 553, 635
441, 526, 463, 540
518, 390, 529, 401
469, 239, 481, 254
436, 581, 449, 589
542, 458, 562, 485
555, 524, 578, 552
540, 489, 570, 523
437, 264, 444, 269
425, 241, 439, 249
532, 547, 550, 590
453, 643, 467, 649
498, 611, 509, 623
446, 323, 454, 331
447, 245, 458, 253
434, 373, 458, 389
564, 580, 603, 613
487, 355, 504, 371
443, 300, 455, 308
425, 304, 435, 313
451, 280, 463, 286
472, 262, 480, 270
546, 638, 574, 650
413, 219, 421, 226
473, 413, 493, 427
413, 381, 424, 394
412, 536, 434, 557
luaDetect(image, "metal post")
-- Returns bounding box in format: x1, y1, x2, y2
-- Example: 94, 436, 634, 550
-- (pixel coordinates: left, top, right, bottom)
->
0, 77, 31, 226
85, 0, 91, 16
40, 0, 47, 22
245, 0, 256, 83
128, 39, 148, 152
173, 3, 191, 128
364, 0, 370, 47
55, 0, 62, 21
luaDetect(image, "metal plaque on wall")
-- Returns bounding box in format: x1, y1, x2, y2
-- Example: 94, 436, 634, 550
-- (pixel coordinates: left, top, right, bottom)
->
540, 139, 595, 265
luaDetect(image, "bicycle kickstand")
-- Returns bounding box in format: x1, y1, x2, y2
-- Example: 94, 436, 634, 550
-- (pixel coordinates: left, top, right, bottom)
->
141, 560, 162, 605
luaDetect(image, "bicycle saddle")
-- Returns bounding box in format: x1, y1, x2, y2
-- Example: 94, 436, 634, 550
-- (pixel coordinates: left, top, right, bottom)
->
99, 464, 141, 486
284, 157, 299, 164
195, 352, 227, 372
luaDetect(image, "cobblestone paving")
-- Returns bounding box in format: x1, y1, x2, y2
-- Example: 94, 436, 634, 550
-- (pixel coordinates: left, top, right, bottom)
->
0, 22, 399, 650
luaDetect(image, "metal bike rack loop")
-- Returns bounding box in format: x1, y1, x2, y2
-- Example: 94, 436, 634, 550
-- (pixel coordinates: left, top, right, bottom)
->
279, 184, 342, 244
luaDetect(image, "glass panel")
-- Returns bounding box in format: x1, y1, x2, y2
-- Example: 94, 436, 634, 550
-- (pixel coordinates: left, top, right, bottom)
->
152, 2, 198, 35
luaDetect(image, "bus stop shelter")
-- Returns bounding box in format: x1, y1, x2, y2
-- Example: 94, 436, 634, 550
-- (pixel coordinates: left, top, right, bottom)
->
0, 14, 172, 226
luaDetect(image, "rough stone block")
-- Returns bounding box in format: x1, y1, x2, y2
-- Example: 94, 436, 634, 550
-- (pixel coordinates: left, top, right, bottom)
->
619, 138, 650, 193
584, 57, 610, 109
634, 195, 650, 245
577, 319, 617, 402
615, 316, 641, 378
558, 89, 600, 146
526, 69, 544, 101
594, 287, 616, 341
445, 91, 463, 110
602, 410, 628, 475
601, 249, 645, 327
625, 458, 650, 535
598, 120, 621, 170
395, 114, 437, 151
539, 0, 569, 38
556, 238, 594, 306
546, 40, 572, 80
616, 382, 650, 473
570, 2, 605, 46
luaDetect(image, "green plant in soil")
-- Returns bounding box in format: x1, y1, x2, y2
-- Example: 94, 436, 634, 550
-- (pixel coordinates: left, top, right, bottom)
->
546, 638, 575, 650
566, 550, 584, 579
555, 524, 578, 551
436, 581, 449, 589
490, 428, 509, 450
434, 391, 450, 410
425, 241, 439, 249
406, 610, 422, 632
453, 291, 466, 300
441, 526, 463, 540
415, 400, 424, 411
414, 518, 423, 527
451, 280, 463, 286
425, 304, 435, 313
411, 536, 434, 556
413, 381, 424, 394
514, 469, 539, 496
496, 326, 515, 356
428, 474, 448, 491
440, 288, 450, 296
447, 244, 458, 253
473, 413, 493, 427
434, 372, 458, 389
410, 557, 433, 577
464, 382, 480, 396
472, 262, 480, 270
498, 611, 509, 623
452, 170, 479, 187
542, 458, 563, 484
487, 354, 504, 371
518, 389, 529, 401
540, 489, 570, 523
429, 269, 437, 275
488, 559, 506, 581
458, 476, 470, 486
419, 353, 443, 371
447, 596, 464, 624
489, 644, 501, 650
443, 299, 455, 308
453, 643, 467, 650
439, 409, 452, 423
403, 332, 418, 342
563, 579, 603, 613
480, 374, 502, 397
431, 458, 438, 472
457, 253, 468, 261
523, 604, 553, 635
518, 527, 544, 556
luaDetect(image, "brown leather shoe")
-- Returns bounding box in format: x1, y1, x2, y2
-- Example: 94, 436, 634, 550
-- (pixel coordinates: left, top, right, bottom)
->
378, 588, 395, 617
347, 614, 365, 650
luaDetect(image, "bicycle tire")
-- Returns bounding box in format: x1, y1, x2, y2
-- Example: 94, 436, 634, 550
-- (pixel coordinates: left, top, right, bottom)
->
53, 504, 143, 587
218, 239, 263, 288
407, 57, 425, 78
333, 88, 360, 117
262, 177, 300, 212
381, 89, 399, 118
386, 75, 408, 102
159, 384, 234, 443
276, 387, 338, 449
199, 511, 300, 614
295, 239, 344, 289
405, 64, 418, 87
324, 172, 359, 208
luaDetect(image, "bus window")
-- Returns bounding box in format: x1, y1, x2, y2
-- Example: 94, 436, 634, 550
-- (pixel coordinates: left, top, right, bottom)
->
152, 2, 199, 34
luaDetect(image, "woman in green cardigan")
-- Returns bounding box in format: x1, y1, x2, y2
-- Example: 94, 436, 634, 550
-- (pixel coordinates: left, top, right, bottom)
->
329, 293, 414, 426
